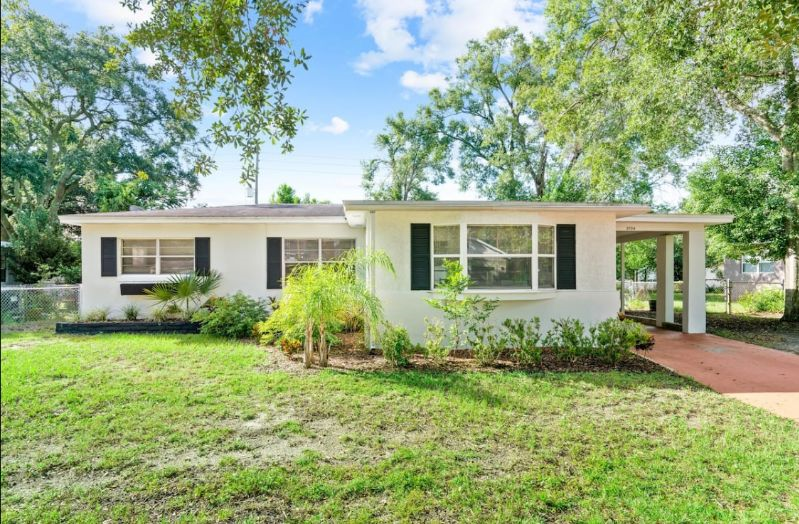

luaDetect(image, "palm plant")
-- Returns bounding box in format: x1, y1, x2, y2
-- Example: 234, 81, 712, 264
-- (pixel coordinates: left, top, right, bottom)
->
144, 270, 222, 320
263, 250, 394, 367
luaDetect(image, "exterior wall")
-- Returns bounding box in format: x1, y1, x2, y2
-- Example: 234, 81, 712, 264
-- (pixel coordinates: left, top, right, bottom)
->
370, 209, 619, 343
79, 222, 363, 317
721, 258, 785, 300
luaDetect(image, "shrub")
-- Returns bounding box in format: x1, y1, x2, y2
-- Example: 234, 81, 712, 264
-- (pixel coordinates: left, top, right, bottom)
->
502, 318, 543, 366
424, 318, 448, 363
426, 260, 498, 351
468, 324, 506, 366
380, 323, 412, 367
588, 318, 638, 365
145, 270, 222, 320
738, 289, 784, 313
122, 304, 140, 321
151, 304, 180, 322
279, 336, 303, 354
193, 292, 268, 339
544, 318, 591, 362
623, 320, 654, 350
84, 307, 110, 321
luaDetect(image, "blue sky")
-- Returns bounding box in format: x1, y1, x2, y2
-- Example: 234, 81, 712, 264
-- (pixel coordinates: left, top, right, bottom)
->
31, 0, 696, 207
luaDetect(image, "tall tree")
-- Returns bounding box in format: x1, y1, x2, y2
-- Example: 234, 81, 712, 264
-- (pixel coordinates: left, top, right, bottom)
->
684, 129, 799, 320
423, 28, 551, 200
544, 0, 798, 319
123, 0, 310, 184
269, 183, 327, 204
362, 112, 452, 201
1, 4, 207, 238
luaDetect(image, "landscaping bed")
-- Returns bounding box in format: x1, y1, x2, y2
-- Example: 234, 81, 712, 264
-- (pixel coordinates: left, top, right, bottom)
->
55, 320, 201, 334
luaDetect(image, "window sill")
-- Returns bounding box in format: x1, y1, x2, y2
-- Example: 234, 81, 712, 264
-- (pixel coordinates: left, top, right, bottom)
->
428, 289, 557, 301
117, 274, 175, 282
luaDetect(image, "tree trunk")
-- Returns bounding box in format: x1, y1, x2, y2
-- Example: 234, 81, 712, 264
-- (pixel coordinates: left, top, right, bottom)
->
304, 322, 314, 368
318, 323, 328, 367
783, 249, 799, 322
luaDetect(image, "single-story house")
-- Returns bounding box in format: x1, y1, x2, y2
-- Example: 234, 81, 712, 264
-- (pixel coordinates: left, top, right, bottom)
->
714, 257, 784, 300
59, 201, 733, 342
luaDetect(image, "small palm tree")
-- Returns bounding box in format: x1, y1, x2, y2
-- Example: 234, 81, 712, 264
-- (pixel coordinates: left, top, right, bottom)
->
264, 250, 394, 367
145, 270, 222, 320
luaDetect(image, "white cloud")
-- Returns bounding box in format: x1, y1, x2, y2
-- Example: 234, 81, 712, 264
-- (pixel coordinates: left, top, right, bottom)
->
313, 116, 350, 135
60, 0, 152, 30
304, 0, 324, 24
400, 70, 448, 93
355, 0, 546, 74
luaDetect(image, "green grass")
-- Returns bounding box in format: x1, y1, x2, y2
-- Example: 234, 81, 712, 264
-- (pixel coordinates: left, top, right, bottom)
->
2, 332, 798, 522
626, 292, 748, 314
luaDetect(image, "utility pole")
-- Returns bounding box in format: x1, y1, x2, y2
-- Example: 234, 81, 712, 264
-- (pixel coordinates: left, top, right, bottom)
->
254, 147, 260, 205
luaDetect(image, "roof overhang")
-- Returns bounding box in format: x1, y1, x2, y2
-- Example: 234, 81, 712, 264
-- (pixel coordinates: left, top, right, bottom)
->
616, 213, 733, 243
343, 200, 650, 222
58, 215, 347, 226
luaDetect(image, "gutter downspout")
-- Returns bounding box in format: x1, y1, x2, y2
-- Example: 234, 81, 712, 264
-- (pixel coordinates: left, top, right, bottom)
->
367, 210, 377, 350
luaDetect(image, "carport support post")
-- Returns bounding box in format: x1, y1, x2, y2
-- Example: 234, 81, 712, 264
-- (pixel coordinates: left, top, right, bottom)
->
656, 235, 674, 326
619, 242, 625, 313
682, 228, 706, 333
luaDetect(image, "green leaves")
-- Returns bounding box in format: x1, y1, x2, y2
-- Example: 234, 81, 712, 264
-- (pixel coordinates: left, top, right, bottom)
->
122, 0, 310, 184
1, 4, 208, 240
145, 270, 223, 320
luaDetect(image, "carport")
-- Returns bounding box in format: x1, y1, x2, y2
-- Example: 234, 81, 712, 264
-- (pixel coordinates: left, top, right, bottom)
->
616, 214, 733, 334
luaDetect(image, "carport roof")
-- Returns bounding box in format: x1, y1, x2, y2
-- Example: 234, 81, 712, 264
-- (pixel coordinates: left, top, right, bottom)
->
616, 213, 734, 242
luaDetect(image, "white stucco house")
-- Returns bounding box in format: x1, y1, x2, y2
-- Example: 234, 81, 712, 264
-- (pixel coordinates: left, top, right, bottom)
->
59, 201, 732, 342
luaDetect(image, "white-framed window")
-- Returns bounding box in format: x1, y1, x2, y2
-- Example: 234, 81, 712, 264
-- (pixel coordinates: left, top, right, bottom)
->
537, 225, 556, 289
284, 238, 356, 278
431, 224, 557, 291
121, 239, 194, 275
432, 225, 460, 287
742, 257, 776, 274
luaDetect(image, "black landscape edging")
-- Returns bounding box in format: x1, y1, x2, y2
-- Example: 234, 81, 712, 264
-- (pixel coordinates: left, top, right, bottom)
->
55, 321, 201, 335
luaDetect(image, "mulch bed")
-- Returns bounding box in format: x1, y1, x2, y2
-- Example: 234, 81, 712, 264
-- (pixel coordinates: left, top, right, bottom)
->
265, 331, 667, 374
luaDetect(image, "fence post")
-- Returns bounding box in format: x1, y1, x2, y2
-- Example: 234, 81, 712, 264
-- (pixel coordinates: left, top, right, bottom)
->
725, 278, 732, 315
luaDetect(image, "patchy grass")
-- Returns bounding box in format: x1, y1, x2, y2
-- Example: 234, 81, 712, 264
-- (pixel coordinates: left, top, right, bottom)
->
626, 292, 748, 314
2, 332, 798, 522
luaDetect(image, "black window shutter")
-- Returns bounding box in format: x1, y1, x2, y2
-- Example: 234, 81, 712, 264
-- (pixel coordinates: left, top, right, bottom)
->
556, 224, 576, 290
195, 237, 210, 275
266, 237, 282, 289
410, 223, 431, 290
101, 237, 117, 277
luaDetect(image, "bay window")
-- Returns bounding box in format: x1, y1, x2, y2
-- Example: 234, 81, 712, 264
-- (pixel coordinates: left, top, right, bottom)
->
121, 239, 194, 275
430, 224, 557, 290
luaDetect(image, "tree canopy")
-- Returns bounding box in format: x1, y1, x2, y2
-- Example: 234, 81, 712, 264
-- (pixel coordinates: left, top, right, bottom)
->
123, 0, 310, 184
269, 183, 328, 204
362, 111, 452, 201
1, 4, 207, 238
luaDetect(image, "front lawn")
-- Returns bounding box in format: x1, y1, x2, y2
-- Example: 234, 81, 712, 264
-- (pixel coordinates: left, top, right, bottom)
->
2, 333, 797, 522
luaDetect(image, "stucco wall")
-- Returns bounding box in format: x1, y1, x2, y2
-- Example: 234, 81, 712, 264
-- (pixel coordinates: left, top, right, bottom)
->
370, 209, 619, 342
79, 222, 363, 317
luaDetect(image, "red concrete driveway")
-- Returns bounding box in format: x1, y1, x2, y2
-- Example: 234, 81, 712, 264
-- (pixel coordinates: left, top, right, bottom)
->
637, 328, 799, 421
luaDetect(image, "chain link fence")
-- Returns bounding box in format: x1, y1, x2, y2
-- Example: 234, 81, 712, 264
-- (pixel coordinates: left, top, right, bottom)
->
619, 278, 784, 314
1, 284, 80, 325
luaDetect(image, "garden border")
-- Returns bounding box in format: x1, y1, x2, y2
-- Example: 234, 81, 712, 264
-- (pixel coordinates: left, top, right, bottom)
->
55, 321, 201, 335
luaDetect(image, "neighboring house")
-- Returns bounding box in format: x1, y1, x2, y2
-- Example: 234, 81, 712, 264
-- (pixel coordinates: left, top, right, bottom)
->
720, 257, 784, 300
59, 201, 732, 340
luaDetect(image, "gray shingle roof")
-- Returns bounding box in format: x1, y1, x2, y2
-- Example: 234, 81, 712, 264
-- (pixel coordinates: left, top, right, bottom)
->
61, 204, 345, 219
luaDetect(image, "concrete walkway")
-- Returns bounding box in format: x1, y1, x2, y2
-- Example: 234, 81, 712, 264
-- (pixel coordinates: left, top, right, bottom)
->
636, 328, 799, 421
